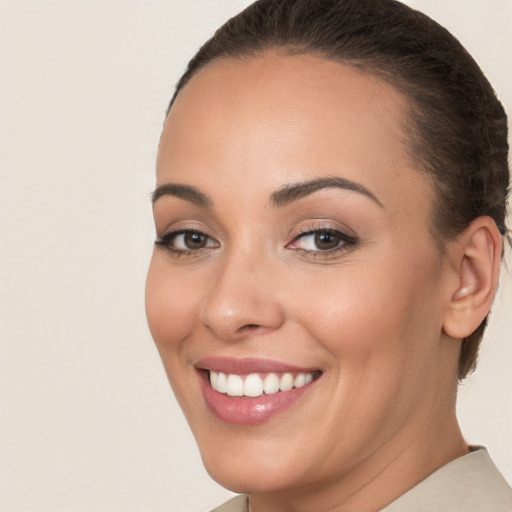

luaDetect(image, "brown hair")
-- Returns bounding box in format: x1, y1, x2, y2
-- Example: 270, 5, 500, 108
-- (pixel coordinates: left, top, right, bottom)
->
167, 0, 510, 379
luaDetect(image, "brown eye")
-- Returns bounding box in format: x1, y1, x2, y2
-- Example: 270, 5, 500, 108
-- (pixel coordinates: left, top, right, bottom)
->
314, 232, 341, 250
287, 227, 358, 255
154, 230, 219, 254
184, 231, 207, 249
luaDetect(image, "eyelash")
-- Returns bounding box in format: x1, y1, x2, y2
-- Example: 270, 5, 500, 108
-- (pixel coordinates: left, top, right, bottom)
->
154, 227, 358, 258
155, 230, 219, 257
287, 227, 358, 257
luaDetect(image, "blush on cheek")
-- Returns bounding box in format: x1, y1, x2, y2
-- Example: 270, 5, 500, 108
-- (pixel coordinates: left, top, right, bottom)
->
146, 270, 180, 348
146, 266, 204, 359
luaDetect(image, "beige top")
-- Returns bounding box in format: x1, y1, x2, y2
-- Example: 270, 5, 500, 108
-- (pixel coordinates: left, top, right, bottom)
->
211, 449, 512, 511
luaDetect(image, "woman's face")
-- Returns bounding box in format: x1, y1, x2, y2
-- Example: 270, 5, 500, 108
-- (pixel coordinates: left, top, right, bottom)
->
146, 54, 458, 495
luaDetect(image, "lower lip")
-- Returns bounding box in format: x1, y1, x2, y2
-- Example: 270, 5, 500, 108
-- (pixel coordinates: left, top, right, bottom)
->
199, 373, 317, 425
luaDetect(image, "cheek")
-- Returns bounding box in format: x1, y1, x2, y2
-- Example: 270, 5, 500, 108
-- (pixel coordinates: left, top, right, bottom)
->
145, 254, 206, 419
285, 253, 443, 376
280, 257, 445, 452
145, 253, 199, 353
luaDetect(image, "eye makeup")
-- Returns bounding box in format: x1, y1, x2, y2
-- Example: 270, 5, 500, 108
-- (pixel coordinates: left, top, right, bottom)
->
287, 225, 358, 258
155, 222, 359, 260
155, 229, 219, 257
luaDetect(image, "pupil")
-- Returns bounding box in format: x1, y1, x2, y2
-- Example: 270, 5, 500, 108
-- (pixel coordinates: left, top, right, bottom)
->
185, 232, 206, 249
314, 232, 339, 250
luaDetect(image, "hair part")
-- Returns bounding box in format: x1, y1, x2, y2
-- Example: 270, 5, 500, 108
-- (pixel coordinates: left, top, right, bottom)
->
167, 0, 510, 379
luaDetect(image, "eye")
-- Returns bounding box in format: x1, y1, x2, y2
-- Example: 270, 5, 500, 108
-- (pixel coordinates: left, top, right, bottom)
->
288, 228, 357, 254
173, 231, 209, 250
155, 230, 219, 255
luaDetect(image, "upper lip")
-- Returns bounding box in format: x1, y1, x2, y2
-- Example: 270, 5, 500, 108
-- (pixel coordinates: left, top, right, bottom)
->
195, 356, 319, 375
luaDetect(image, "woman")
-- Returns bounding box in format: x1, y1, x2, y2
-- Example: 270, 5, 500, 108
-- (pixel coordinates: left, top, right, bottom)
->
145, 0, 511, 510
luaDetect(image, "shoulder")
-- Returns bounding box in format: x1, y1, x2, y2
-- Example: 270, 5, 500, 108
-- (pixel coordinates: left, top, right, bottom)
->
381, 448, 512, 512
210, 495, 248, 512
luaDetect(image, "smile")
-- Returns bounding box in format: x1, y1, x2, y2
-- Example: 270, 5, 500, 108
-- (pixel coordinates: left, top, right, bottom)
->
196, 358, 322, 424
209, 371, 316, 397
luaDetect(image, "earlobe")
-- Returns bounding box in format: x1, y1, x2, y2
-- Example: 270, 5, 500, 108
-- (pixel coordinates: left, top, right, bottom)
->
443, 217, 503, 339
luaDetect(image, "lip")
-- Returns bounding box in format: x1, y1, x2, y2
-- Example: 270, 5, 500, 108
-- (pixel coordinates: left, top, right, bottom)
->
195, 357, 321, 425
195, 356, 319, 375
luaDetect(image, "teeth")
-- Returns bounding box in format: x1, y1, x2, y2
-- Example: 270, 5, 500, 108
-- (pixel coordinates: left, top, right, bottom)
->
294, 373, 306, 388
226, 374, 244, 396
244, 374, 264, 397
263, 373, 280, 394
279, 373, 294, 391
216, 372, 227, 393
210, 371, 218, 389
209, 370, 317, 397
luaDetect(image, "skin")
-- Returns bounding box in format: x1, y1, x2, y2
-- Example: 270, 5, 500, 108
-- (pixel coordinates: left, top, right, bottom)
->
146, 53, 485, 512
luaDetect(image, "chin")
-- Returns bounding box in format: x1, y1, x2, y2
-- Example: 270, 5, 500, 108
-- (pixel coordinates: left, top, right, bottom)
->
203, 457, 296, 495
197, 433, 308, 495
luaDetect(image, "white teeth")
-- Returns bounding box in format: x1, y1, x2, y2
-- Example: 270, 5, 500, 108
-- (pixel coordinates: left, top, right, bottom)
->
209, 370, 317, 397
226, 374, 244, 396
263, 373, 280, 394
244, 373, 264, 397
216, 372, 227, 393
294, 373, 306, 388
210, 371, 218, 388
279, 373, 294, 391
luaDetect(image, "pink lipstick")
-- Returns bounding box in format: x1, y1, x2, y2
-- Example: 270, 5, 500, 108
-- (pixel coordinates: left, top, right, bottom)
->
196, 357, 321, 425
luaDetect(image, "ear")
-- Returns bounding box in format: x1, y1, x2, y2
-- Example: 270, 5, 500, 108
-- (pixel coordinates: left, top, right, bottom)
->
443, 217, 503, 339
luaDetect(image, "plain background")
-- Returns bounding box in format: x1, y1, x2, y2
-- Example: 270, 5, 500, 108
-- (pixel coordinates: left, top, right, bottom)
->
0, 1, 510, 511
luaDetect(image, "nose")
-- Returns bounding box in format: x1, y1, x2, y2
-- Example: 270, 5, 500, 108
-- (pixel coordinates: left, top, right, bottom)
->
199, 248, 285, 341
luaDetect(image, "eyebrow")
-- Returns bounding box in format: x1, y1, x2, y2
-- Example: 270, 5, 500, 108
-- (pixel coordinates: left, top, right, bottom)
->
152, 176, 383, 209
151, 183, 213, 207
270, 176, 384, 208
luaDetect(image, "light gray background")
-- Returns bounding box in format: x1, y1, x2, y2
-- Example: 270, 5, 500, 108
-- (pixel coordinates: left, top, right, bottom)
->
0, 1, 510, 511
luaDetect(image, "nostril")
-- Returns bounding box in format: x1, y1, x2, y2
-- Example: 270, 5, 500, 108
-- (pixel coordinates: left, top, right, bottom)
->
241, 324, 260, 331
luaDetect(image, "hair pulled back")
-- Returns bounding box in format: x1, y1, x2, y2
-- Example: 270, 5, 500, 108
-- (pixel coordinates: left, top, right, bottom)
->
167, 0, 510, 379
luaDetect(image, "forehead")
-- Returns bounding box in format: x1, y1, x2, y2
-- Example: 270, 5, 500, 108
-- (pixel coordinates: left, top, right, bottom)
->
158, 53, 433, 219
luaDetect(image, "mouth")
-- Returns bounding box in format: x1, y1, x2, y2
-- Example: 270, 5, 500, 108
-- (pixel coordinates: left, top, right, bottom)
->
195, 357, 322, 425
208, 370, 320, 397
